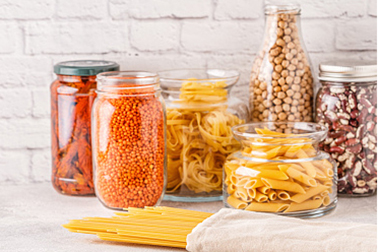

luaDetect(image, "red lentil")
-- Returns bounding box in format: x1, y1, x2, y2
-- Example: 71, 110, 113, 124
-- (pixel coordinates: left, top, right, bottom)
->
93, 73, 165, 209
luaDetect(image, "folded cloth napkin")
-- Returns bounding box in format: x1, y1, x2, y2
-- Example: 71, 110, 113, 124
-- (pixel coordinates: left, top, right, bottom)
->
186, 208, 377, 252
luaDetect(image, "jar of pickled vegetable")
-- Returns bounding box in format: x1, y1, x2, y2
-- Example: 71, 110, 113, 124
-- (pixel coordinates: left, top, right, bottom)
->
159, 69, 249, 202
92, 71, 166, 210
224, 122, 337, 218
51, 60, 119, 196
315, 61, 377, 196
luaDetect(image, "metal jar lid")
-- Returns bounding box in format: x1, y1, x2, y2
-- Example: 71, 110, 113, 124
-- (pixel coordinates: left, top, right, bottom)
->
319, 61, 377, 82
54, 60, 120, 76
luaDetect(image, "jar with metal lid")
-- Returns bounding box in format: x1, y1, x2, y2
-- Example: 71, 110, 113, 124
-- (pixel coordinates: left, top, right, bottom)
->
250, 4, 314, 122
159, 69, 249, 202
51, 60, 119, 196
224, 122, 337, 218
92, 71, 166, 210
315, 61, 377, 196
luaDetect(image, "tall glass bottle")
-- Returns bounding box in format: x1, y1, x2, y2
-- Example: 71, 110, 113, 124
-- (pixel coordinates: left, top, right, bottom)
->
250, 5, 314, 123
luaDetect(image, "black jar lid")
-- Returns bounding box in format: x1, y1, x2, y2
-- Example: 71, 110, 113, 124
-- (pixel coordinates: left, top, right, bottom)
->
319, 61, 377, 82
54, 60, 120, 76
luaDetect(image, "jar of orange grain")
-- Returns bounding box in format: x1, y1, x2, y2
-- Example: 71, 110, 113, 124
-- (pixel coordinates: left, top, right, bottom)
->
92, 71, 166, 210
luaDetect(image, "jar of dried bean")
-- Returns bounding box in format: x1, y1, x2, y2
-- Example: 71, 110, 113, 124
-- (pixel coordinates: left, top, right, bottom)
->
159, 69, 249, 202
250, 4, 314, 122
51, 60, 119, 196
92, 71, 166, 209
316, 61, 377, 196
224, 122, 337, 218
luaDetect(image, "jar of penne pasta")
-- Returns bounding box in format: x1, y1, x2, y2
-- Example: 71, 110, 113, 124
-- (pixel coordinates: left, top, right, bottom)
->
224, 122, 337, 218
159, 69, 249, 202
92, 71, 166, 210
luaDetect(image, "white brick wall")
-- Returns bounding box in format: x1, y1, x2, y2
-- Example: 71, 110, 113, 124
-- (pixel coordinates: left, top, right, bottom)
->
0, 0, 376, 184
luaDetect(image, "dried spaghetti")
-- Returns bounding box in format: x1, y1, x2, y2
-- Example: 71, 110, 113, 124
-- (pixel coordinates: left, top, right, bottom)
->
166, 80, 244, 194
63, 207, 212, 248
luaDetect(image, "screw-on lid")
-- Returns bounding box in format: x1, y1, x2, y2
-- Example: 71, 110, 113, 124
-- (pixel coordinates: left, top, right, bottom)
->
319, 61, 377, 82
54, 60, 120, 76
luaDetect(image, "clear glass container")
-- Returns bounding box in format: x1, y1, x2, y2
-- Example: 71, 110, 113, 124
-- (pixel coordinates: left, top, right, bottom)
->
50, 60, 119, 196
224, 122, 337, 218
250, 4, 314, 122
92, 71, 166, 210
315, 61, 377, 196
159, 69, 249, 202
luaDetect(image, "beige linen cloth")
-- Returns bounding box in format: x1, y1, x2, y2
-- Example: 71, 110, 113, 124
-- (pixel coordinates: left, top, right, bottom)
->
186, 208, 377, 252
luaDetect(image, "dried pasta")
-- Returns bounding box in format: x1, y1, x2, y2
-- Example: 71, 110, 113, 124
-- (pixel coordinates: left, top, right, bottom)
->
63, 207, 212, 248
167, 79, 244, 194
224, 127, 336, 214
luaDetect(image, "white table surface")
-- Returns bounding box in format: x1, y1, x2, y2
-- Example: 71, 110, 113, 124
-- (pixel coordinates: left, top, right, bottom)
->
0, 183, 376, 252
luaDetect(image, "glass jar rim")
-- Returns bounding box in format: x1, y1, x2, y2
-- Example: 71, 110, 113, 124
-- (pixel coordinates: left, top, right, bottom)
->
232, 122, 328, 144
158, 68, 239, 82
96, 71, 160, 91
264, 4, 301, 15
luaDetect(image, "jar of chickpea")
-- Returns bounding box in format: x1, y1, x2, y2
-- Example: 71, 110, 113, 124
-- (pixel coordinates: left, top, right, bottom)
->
250, 4, 314, 122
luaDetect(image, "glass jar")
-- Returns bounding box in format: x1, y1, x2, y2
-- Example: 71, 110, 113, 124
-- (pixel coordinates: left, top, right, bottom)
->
92, 71, 166, 210
50, 60, 119, 196
315, 62, 377, 196
224, 122, 337, 218
250, 4, 314, 122
159, 69, 249, 202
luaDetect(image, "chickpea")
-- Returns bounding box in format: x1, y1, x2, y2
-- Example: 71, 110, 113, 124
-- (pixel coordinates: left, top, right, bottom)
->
283, 104, 290, 112
278, 112, 287, 120
275, 105, 283, 113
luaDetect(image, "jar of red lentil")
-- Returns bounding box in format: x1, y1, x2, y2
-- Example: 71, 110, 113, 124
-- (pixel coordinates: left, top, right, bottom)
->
51, 60, 119, 196
159, 69, 249, 202
315, 61, 377, 196
92, 71, 166, 210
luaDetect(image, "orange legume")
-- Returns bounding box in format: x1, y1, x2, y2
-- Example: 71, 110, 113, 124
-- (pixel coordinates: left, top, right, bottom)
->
93, 88, 165, 209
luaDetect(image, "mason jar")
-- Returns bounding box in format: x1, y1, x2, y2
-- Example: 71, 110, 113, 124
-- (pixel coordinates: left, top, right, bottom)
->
159, 69, 249, 202
92, 71, 166, 210
50, 60, 119, 196
224, 122, 337, 218
250, 4, 314, 122
315, 61, 377, 196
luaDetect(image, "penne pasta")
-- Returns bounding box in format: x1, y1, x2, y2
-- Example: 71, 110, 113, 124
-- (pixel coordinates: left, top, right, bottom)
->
227, 195, 248, 209
277, 190, 291, 200
285, 167, 317, 187
285, 199, 323, 213
245, 202, 290, 213
261, 178, 306, 194
290, 184, 328, 203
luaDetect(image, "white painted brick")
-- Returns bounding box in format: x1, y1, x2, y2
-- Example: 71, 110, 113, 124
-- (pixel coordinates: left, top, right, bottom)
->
0, 89, 32, 118
25, 22, 128, 54
114, 54, 207, 71
0, 57, 52, 88
215, 0, 262, 20
0, 150, 30, 182
368, 0, 377, 17
110, 0, 211, 20
265, 0, 367, 18
32, 89, 50, 118
130, 21, 179, 51
0, 118, 50, 149
57, 0, 107, 20
0, 0, 54, 19
0, 23, 17, 54
336, 19, 377, 50
302, 20, 335, 52
181, 21, 263, 53
30, 149, 51, 182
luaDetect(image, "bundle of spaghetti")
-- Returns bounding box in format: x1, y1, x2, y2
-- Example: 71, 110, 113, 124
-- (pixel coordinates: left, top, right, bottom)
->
166, 79, 244, 194
63, 206, 212, 248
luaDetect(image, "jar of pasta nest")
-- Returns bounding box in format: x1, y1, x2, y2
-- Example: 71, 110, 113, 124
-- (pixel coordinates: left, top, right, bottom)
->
92, 71, 166, 210
158, 69, 249, 202
224, 122, 337, 218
